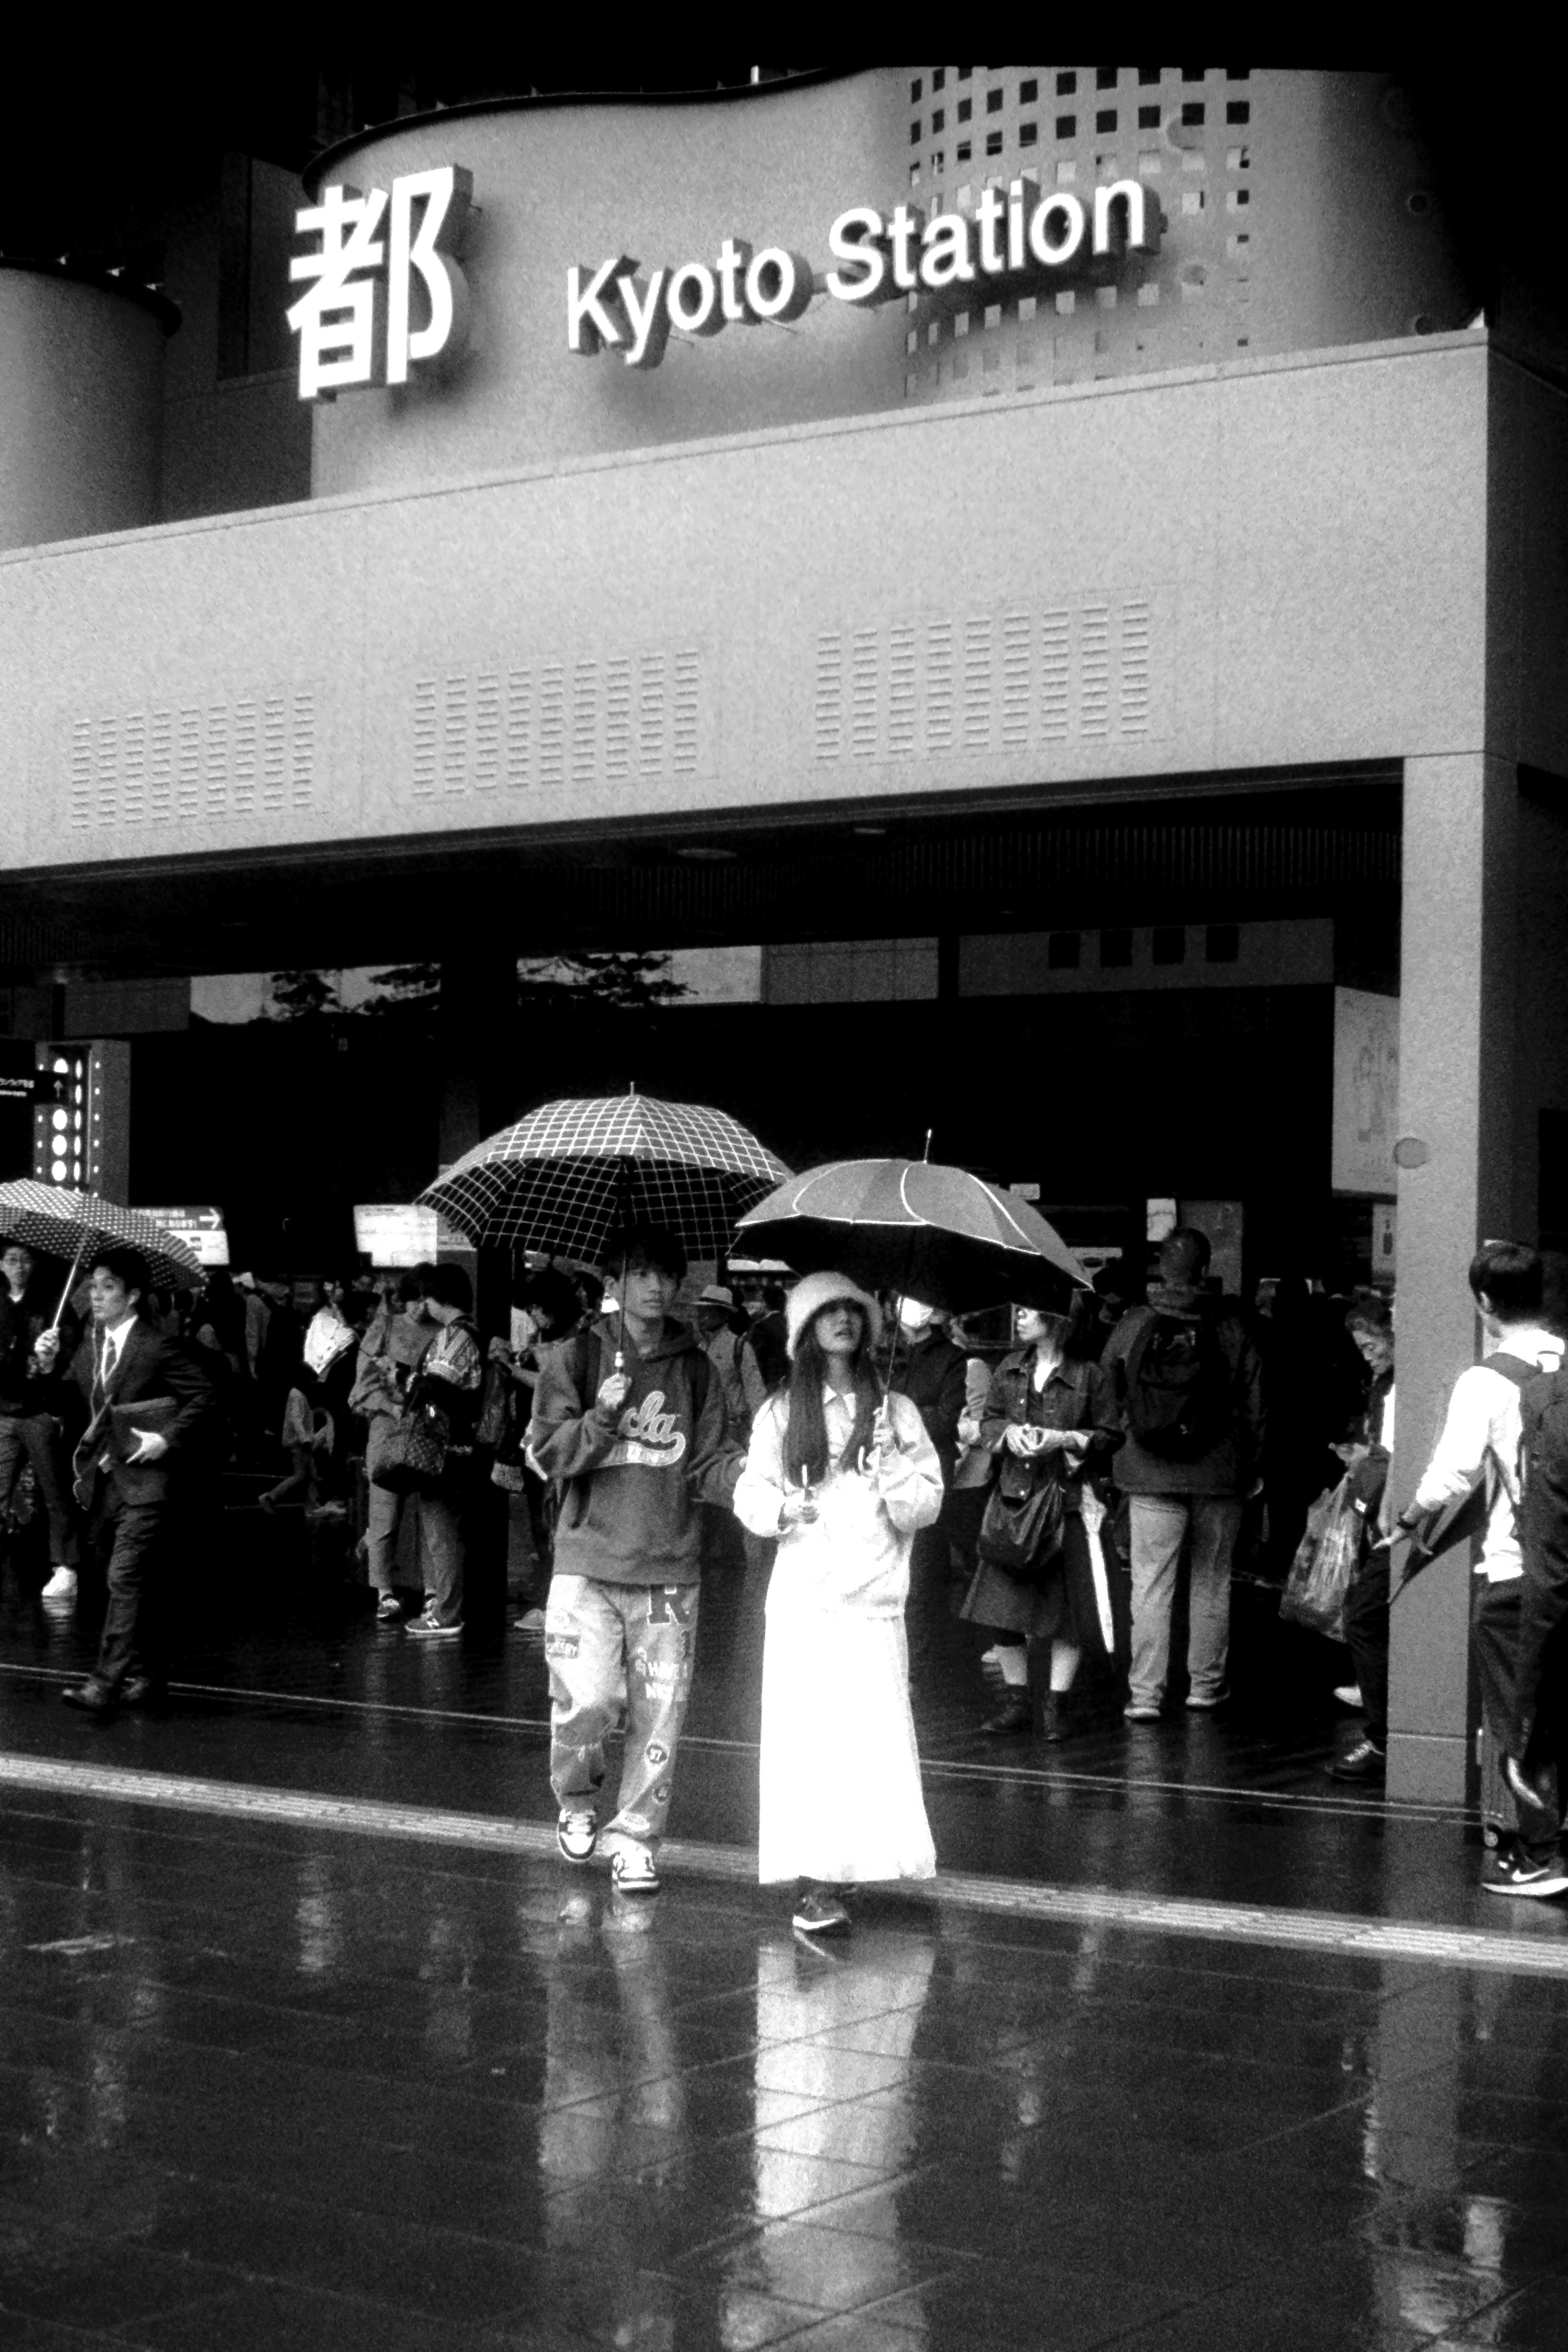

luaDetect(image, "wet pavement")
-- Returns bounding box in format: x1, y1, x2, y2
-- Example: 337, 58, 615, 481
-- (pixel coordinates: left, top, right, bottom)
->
2, 1519, 1568, 2345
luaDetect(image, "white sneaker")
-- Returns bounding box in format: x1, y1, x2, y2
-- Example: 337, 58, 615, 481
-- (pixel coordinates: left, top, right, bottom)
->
610, 1844, 661, 1895
557, 1808, 599, 1864
1334, 1684, 1363, 1709
40, 1567, 78, 1604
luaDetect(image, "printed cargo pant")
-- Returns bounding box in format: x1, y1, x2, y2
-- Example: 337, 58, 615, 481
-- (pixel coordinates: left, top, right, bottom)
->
546, 1573, 699, 1853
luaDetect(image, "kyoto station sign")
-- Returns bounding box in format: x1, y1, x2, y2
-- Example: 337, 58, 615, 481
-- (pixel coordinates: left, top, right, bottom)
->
287, 165, 1161, 397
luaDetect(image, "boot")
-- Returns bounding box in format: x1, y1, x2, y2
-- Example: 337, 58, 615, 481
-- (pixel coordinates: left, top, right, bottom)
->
1039, 1693, 1076, 1744
980, 1690, 1033, 1736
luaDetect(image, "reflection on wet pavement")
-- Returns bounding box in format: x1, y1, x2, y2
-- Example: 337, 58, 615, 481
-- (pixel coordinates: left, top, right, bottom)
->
2, 1785, 1568, 2349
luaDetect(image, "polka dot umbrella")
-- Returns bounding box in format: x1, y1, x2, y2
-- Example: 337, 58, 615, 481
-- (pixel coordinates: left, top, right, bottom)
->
0, 1180, 205, 1326
418, 1089, 792, 1267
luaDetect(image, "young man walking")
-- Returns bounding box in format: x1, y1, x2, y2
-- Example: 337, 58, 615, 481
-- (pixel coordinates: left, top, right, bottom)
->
36, 1247, 216, 1718
529, 1224, 743, 1893
1389, 1243, 1564, 1895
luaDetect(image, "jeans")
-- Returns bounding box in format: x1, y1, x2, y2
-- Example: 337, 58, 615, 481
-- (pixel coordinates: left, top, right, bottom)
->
417, 1487, 465, 1624
546, 1573, 699, 1853
0, 1411, 82, 1567
364, 1477, 406, 1593
1127, 1492, 1243, 1708
1473, 1578, 1566, 1869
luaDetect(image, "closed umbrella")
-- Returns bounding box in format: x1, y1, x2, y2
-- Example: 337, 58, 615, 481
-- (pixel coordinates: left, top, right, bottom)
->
420, 1090, 790, 1263
0, 1180, 205, 1327
733, 1158, 1090, 1314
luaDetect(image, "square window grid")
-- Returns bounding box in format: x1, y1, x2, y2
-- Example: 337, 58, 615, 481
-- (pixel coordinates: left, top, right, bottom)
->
1100, 927, 1133, 968
1096, 65, 1118, 88
958, 97, 972, 122
1097, 109, 1117, 130
1227, 100, 1250, 123
1048, 931, 1081, 969
1182, 102, 1205, 124
911, 120, 922, 143
1056, 113, 1076, 136
933, 107, 945, 131
1138, 104, 1160, 127
1056, 70, 1076, 94
1152, 925, 1186, 964
933, 67, 946, 91
1138, 65, 1161, 84
1020, 78, 1038, 102
957, 140, 971, 162
986, 130, 1002, 154
911, 78, 922, 102
1020, 121, 1037, 144
1205, 923, 1240, 963
987, 87, 1003, 111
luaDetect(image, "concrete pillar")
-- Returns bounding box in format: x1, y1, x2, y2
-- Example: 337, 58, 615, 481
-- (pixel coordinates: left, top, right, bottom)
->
1386, 753, 1518, 1803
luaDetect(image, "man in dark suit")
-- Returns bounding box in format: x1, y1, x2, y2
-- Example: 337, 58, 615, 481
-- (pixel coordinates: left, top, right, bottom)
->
35, 1246, 216, 1719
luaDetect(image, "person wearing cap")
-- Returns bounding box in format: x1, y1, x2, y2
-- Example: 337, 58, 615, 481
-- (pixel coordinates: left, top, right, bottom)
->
690, 1283, 749, 1439
733, 1271, 942, 1936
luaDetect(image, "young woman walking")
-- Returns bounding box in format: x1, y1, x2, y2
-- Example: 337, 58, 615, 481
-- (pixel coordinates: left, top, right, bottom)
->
733, 1272, 943, 1934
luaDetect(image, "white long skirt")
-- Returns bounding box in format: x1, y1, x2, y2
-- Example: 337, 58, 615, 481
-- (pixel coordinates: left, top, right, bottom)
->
758, 1599, 936, 1886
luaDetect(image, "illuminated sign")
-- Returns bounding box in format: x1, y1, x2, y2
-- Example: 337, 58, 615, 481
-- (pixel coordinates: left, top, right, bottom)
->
569, 180, 1160, 370
288, 166, 472, 401
139, 1205, 230, 1268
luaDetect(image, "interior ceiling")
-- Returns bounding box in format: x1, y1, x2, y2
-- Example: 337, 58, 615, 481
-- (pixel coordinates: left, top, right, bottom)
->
0, 773, 1401, 982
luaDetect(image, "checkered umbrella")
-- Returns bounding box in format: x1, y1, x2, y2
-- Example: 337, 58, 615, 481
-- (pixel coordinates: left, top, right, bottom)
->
419, 1091, 792, 1264
0, 1180, 204, 1311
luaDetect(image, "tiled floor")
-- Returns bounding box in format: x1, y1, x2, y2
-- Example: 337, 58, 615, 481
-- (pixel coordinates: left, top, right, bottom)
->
2, 1529, 1567, 2344
2, 1788, 1568, 2349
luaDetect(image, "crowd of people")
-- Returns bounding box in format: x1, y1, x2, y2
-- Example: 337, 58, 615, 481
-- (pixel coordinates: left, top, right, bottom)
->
3, 1216, 1568, 1928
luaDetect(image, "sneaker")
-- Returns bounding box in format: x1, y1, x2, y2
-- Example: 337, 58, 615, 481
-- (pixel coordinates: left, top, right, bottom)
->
1328, 1735, 1387, 1782
514, 1606, 546, 1631
610, 1844, 660, 1895
1123, 1702, 1161, 1723
1333, 1684, 1364, 1709
375, 1593, 403, 1625
1185, 1688, 1228, 1713
1483, 1851, 1568, 1900
792, 1886, 851, 1934
40, 1566, 78, 1604
404, 1610, 461, 1639
556, 1808, 599, 1864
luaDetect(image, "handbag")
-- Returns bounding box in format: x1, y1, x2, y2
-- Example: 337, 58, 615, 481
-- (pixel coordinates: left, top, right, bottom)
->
1279, 1474, 1363, 1639
976, 1450, 1067, 1582
369, 1397, 450, 1494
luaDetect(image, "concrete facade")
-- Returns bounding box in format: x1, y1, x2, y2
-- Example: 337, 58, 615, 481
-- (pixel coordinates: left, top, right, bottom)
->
3, 68, 1567, 1803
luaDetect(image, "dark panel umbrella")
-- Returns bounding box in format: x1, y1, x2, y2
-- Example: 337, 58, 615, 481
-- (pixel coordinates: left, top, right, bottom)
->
418, 1090, 791, 1265
734, 1158, 1090, 1314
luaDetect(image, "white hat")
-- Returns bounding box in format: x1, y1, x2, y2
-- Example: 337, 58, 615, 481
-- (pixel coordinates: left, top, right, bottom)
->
696, 1283, 734, 1309
784, 1271, 883, 1358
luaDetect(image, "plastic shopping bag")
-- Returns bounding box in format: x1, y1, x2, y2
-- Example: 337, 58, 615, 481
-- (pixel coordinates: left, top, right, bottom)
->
1279, 1475, 1363, 1642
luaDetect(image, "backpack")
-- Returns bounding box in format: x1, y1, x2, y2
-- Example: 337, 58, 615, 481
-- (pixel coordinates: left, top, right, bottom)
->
1401, 1353, 1543, 1569
1121, 1311, 1232, 1461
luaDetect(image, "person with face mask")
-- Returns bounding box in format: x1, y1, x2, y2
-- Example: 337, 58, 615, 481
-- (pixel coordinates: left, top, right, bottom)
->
962, 1298, 1121, 1740
884, 1296, 970, 1624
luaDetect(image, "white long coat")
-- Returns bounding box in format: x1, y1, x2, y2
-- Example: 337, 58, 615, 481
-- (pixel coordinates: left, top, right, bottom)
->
735, 1387, 942, 1886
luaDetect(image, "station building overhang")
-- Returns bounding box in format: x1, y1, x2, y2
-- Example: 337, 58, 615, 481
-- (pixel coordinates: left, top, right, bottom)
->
4, 324, 1554, 982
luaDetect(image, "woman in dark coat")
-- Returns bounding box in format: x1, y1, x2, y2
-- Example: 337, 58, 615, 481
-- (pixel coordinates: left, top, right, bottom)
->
961, 1300, 1121, 1742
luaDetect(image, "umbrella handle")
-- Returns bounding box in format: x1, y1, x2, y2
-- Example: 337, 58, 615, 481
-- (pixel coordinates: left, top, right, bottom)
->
47, 1236, 89, 1336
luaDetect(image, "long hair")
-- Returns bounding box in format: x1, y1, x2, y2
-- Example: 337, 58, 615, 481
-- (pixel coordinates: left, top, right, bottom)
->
782, 1323, 881, 1488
